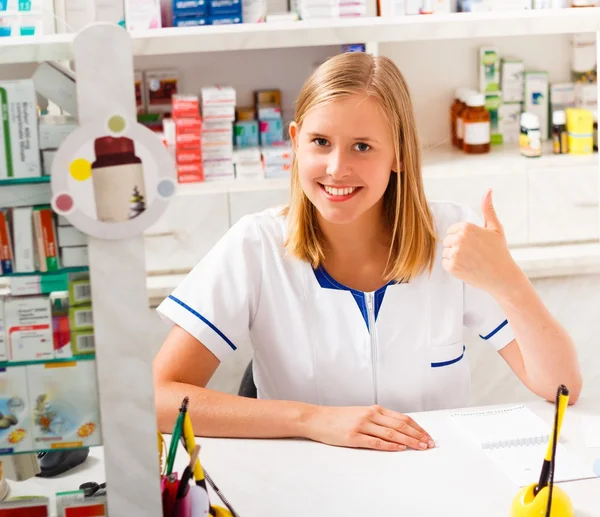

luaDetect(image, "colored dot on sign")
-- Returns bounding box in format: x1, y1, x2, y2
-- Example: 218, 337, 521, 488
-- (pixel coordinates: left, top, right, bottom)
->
69, 159, 92, 181
55, 193, 74, 212
108, 115, 126, 133
157, 179, 175, 197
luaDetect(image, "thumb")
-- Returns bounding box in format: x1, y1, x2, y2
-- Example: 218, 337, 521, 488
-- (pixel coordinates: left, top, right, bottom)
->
481, 189, 502, 231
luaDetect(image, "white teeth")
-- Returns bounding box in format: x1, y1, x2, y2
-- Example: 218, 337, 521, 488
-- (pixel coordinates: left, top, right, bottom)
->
323, 185, 357, 196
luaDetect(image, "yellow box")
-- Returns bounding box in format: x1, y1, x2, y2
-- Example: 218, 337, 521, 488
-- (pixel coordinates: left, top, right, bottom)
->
566, 108, 594, 155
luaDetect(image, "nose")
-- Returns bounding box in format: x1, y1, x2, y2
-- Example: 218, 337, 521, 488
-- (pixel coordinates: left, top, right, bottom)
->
325, 148, 350, 180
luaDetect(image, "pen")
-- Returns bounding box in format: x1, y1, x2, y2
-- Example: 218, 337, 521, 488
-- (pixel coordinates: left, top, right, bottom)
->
534, 384, 569, 496
166, 396, 189, 476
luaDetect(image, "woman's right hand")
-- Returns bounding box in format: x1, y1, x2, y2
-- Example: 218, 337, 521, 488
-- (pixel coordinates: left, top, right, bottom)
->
304, 404, 435, 452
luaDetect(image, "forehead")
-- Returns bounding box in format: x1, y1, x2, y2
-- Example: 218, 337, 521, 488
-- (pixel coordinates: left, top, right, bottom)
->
301, 94, 391, 137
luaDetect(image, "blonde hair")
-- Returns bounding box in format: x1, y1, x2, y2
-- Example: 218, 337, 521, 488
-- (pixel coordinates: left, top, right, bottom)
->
283, 52, 437, 283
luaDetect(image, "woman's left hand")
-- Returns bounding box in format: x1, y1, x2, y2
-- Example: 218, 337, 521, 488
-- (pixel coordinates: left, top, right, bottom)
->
442, 189, 519, 297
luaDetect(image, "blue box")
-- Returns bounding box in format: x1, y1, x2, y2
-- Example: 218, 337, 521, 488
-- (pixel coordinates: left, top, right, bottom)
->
173, 0, 207, 16
259, 119, 284, 147
209, 0, 241, 15
173, 14, 208, 26
209, 12, 242, 24
235, 121, 259, 148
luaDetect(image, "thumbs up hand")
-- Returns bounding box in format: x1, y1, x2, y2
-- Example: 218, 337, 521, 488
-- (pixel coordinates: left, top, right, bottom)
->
442, 190, 518, 296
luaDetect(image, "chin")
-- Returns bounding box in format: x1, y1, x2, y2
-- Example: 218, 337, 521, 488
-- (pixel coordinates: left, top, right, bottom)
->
314, 203, 365, 226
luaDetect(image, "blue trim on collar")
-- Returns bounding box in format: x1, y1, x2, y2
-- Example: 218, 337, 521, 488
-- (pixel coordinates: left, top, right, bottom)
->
313, 266, 395, 330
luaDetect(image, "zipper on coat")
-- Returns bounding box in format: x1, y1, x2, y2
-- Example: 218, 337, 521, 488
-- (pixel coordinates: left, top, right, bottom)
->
366, 292, 378, 405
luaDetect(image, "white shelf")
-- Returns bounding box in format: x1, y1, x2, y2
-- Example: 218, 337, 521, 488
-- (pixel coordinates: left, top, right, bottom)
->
175, 177, 290, 195
3, 9, 600, 64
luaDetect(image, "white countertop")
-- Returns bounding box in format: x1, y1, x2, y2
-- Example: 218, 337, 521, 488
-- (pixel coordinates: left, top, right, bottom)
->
6, 397, 600, 517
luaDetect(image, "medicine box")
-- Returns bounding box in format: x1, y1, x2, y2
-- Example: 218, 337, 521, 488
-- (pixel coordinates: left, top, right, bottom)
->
57, 226, 87, 248
60, 246, 89, 268
172, 0, 207, 15
4, 296, 53, 362
235, 121, 260, 148
501, 59, 524, 103
38, 116, 78, 150
0, 366, 33, 454
498, 103, 522, 144
479, 47, 500, 93
484, 91, 503, 145
70, 330, 95, 355
259, 119, 284, 146
524, 71, 549, 140
0, 80, 41, 179
0, 297, 7, 362
69, 305, 94, 332
550, 83, 576, 112
209, 0, 241, 14
27, 360, 102, 449
173, 14, 207, 25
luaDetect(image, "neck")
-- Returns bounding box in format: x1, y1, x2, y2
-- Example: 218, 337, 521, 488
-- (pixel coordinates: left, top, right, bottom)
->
318, 202, 389, 262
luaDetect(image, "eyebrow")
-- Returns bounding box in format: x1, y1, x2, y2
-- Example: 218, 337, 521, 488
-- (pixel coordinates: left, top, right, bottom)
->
305, 132, 380, 144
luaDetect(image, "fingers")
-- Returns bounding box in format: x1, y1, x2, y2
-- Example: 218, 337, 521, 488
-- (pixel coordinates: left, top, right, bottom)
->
353, 433, 407, 452
371, 414, 433, 450
379, 407, 431, 440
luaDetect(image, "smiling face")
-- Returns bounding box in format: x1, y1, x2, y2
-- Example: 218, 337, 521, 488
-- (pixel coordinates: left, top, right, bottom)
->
289, 93, 397, 227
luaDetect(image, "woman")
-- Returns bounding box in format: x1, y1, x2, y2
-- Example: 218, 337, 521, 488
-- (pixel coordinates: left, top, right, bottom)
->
153, 52, 582, 452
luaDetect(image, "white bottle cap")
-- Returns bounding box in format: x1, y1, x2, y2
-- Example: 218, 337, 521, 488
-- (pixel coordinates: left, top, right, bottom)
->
552, 110, 566, 126
520, 112, 540, 129
466, 93, 485, 107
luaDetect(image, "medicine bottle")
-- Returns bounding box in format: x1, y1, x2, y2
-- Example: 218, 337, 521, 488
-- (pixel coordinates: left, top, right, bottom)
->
551, 110, 568, 154
594, 111, 598, 152
450, 88, 465, 148
462, 93, 491, 154
519, 112, 542, 158
92, 136, 146, 223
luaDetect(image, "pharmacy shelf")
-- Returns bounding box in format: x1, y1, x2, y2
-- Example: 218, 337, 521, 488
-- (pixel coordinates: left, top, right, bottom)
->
0, 354, 95, 369
176, 177, 290, 195
0, 266, 88, 278
0, 177, 50, 186
145, 241, 600, 307
3, 9, 600, 64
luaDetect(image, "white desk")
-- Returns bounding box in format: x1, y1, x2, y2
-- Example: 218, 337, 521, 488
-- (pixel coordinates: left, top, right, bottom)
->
6, 398, 600, 517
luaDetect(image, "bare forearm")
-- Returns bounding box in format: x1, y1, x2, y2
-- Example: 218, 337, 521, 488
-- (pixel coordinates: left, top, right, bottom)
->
495, 266, 582, 402
155, 381, 315, 439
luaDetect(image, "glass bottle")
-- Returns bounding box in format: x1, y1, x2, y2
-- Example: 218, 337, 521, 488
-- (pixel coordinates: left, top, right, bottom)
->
462, 93, 491, 154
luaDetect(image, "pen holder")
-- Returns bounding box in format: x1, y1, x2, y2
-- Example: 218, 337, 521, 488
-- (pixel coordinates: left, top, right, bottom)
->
510, 483, 574, 517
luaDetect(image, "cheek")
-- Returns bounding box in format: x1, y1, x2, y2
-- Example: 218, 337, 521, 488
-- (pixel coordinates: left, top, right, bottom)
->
296, 150, 325, 180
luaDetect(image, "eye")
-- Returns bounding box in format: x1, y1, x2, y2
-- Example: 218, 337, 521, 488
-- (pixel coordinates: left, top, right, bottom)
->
312, 137, 329, 147
354, 142, 371, 152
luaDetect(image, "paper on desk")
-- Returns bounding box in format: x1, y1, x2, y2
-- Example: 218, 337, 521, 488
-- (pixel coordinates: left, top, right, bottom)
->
486, 442, 597, 487
582, 416, 600, 448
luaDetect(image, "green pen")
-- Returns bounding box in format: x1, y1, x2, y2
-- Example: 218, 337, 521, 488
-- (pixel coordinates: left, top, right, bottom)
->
166, 396, 189, 476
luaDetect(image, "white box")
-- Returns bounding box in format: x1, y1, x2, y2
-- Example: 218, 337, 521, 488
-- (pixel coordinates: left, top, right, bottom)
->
405, 0, 421, 13
32, 62, 78, 118
0, 297, 7, 362
524, 71, 549, 140
41, 150, 56, 176
501, 59, 524, 103
203, 159, 235, 180
12, 207, 35, 273
4, 296, 53, 362
57, 226, 87, 248
38, 116, 77, 150
0, 81, 41, 179
499, 103, 522, 144
60, 246, 89, 268
125, 0, 162, 31
575, 83, 597, 110
550, 82, 576, 111
201, 86, 236, 106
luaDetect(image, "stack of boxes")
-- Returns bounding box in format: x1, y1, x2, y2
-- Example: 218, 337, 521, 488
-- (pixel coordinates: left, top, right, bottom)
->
172, 94, 204, 183
172, 0, 242, 26
294, 0, 340, 19
255, 89, 285, 147
0, 0, 55, 37
339, 0, 368, 17
201, 87, 236, 181
38, 116, 78, 176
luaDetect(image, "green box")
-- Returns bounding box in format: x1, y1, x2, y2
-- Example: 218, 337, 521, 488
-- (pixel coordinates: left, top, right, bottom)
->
70, 330, 95, 355
485, 91, 503, 145
68, 278, 92, 306
69, 304, 93, 331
